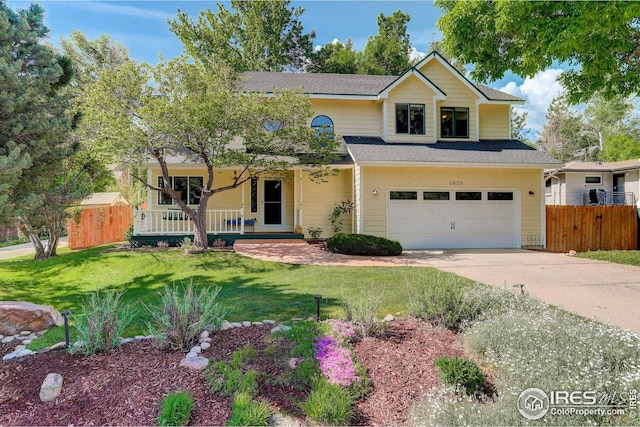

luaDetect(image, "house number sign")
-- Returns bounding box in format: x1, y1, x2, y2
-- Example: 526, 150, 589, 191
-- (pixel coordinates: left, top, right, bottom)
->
449, 180, 463, 186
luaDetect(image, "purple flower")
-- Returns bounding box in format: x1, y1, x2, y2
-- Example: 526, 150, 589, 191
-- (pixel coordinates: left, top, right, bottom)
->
314, 332, 360, 387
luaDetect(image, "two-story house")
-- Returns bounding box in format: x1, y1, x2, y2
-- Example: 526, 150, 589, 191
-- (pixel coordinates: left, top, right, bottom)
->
133, 52, 560, 249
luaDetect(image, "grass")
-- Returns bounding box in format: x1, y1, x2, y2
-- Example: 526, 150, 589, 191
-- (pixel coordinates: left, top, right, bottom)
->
578, 249, 640, 267
0, 246, 439, 344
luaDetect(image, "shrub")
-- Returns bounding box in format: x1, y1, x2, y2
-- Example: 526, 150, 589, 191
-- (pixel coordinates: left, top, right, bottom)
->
301, 378, 355, 426
157, 391, 193, 427
326, 233, 402, 256
147, 280, 226, 351
408, 272, 487, 331
342, 288, 386, 337
205, 348, 259, 397
225, 392, 272, 427
72, 290, 137, 355
434, 356, 485, 395
307, 226, 323, 240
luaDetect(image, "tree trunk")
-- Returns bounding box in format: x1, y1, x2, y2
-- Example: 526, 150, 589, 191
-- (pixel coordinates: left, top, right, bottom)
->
18, 220, 46, 260
192, 212, 209, 249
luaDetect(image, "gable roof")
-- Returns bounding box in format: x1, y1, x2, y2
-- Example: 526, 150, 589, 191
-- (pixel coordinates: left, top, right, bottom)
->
241, 53, 523, 103
80, 192, 129, 206
555, 159, 640, 172
344, 136, 561, 167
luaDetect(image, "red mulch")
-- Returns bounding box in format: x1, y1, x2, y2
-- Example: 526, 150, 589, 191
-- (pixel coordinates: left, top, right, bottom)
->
0, 319, 462, 426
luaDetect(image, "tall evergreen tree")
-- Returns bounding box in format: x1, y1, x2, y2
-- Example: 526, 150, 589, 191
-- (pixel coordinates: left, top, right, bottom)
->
361, 10, 413, 75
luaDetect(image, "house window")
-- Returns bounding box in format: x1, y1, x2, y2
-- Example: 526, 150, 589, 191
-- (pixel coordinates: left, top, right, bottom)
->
390, 191, 418, 200
441, 107, 469, 138
456, 191, 481, 201
250, 177, 258, 213
423, 191, 450, 200
488, 192, 514, 201
585, 176, 602, 184
396, 104, 425, 135
311, 115, 334, 138
157, 176, 203, 205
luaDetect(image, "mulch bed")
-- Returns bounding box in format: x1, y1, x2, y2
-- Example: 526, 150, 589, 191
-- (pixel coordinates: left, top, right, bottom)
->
0, 319, 462, 426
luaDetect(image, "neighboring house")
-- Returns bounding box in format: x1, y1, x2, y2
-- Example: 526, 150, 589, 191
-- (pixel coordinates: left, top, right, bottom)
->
133, 52, 560, 249
80, 192, 130, 208
545, 159, 640, 206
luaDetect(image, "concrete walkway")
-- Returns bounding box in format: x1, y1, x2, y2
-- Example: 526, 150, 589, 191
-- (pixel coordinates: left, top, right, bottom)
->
0, 237, 68, 260
234, 240, 640, 335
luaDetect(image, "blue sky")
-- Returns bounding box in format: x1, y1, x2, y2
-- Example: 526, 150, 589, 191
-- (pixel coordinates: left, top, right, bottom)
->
8, 0, 565, 137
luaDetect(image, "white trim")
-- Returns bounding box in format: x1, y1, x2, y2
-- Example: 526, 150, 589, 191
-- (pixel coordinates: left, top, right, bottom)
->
432, 98, 439, 142
414, 53, 487, 100
382, 99, 388, 140
147, 167, 152, 208
353, 161, 562, 169
261, 178, 285, 228
378, 68, 447, 100
475, 99, 481, 141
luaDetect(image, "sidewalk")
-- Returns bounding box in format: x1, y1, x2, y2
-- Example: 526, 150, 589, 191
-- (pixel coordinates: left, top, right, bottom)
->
0, 237, 68, 260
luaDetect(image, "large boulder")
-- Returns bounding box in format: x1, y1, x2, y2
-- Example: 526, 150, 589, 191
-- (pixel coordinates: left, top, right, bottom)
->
0, 302, 63, 335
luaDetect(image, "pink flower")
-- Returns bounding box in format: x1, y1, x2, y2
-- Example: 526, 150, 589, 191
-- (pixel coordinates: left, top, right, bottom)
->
315, 332, 360, 387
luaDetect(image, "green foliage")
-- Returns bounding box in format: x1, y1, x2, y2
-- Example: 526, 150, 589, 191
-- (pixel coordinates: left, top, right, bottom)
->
72, 290, 137, 355
578, 250, 640, 267
300, 378, 355, 426
347, 360, 371, 400
327, 233, 402, 256
436, 0, 640, 103
306, 227, 322, 240
434, 356, 485, 395
307, 39, 360, 74
169, 0, 314, 72
225, 392, 272, 427
285, 321, 320, 359
157, 391, 193, 427
328, 200, 353, 233
146, 281, 226, 351
342, 287, 386, 337
205, 348, 259, 397
361, 10, 413, 75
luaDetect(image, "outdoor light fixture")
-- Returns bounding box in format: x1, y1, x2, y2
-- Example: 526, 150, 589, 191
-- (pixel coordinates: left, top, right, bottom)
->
512, 284, 525, 295
371, 189, 378, 196
61, 310, 72, 348
528, 191, 535, 196
314, 295, 322, 322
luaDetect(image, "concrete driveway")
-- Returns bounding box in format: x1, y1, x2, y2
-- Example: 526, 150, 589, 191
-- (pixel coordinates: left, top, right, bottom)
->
234, 241, 640, 335
0, 237, 68, 260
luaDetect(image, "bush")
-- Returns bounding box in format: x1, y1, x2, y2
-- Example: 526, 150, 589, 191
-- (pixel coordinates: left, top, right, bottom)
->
147, 280, 226, 351
326, 233, 402, 256
157, 391, 193, 427
434, 356, 485, 395
72, 290, 137, 355
408, 272, 487, 331
225, 392, 272, 427
300, 378, 355, 426
342, 288, 386, 337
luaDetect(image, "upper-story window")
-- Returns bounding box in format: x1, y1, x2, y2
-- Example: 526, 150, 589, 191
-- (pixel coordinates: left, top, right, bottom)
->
396, 103, 425, 135
441, 107, 469, 138
311, 115, 334, 138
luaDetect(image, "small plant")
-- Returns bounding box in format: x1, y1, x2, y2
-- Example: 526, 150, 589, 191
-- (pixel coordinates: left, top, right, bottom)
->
157, 391, 194, 427
212, 237, 227, 248
315, 335, 360, 387
328, 200, 353, 233
124, 225, 134, 246
179, 236, 200, 254
72, 290, 137, 355
205, 348, 259, 397
326, 233, 402, 256
343, 288, 386, 337
301, 378, 355, 426
306, 226, 323, 240
434, 356, 485, 395
225, 392, 272, 426
157, 240, 169, 248
146, 280, 226, 351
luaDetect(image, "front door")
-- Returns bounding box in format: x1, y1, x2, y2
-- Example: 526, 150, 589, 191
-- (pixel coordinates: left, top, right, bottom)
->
613, 174, 625, 204
263, 180, 283, 225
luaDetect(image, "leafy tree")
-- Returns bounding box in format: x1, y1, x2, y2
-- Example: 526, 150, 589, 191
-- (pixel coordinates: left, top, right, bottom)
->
169, 0, 314, 72
537, 97, 598, 161
307, 39, 360, 74
436, 0, 640, 104
583, 93, 639, 155
361, 10, 413, 75
80, 57, 340, 249
511, 110, 533, 145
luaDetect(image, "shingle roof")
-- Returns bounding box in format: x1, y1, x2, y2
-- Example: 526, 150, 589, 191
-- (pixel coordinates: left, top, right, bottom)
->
558, 159, 640, 172
241, 71, 523, 102
344, 137, 561, 166
80, 192, 127, 206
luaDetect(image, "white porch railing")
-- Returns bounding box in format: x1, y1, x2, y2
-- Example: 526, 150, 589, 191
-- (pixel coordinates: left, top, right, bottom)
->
134, 209, 245, 235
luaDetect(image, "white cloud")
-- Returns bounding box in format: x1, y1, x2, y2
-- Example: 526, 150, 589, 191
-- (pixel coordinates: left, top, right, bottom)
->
409, 46, 426, 62
500, 69, 564, 139
70, 2, 171, 20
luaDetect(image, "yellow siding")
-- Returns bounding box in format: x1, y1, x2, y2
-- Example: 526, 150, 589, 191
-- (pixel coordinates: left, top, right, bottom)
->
299, 169, 353, 237
359, 166, 542, 247
310, 99, 381, 137
385, 75, 437, 143
479, 104, 511, 139
418, 60, 479, 141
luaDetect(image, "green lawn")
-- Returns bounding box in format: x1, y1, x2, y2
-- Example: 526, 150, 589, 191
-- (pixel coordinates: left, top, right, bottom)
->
577, 249, 640, 267
0, 246, 448, 335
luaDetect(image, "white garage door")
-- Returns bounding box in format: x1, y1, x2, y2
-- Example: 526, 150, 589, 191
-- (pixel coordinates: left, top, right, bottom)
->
387, 189, 519, 249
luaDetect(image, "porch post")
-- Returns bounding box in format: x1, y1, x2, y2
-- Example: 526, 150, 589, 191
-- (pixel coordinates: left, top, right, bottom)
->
241, 180, 245, 235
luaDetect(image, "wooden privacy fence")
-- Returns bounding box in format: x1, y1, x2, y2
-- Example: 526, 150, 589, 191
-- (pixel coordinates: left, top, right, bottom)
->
67, 205, 133, 249
546, 205, 638, 253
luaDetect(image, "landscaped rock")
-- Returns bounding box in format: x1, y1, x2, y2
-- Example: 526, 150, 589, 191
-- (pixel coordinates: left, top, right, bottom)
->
179, 356, 208, 371
200, 342, 211, 351
262, 319, 276, 325
252, 322, 263, 326
270, 325, 292, 334
199, 337, 212, 343
120, 338, 134, 345
39, 373, 63, 402
383, 314, 395, 322
134, 335, 146, 341
1, 335, 15, 344
20, 330, 31, 336
49, 342, 67, 350
242, 321, 251, 327
230, 322, 243, 328
191, 345, 202, 354
199, 330, 209, 339
0, 301, 63, 335
220, 320, 232, 331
